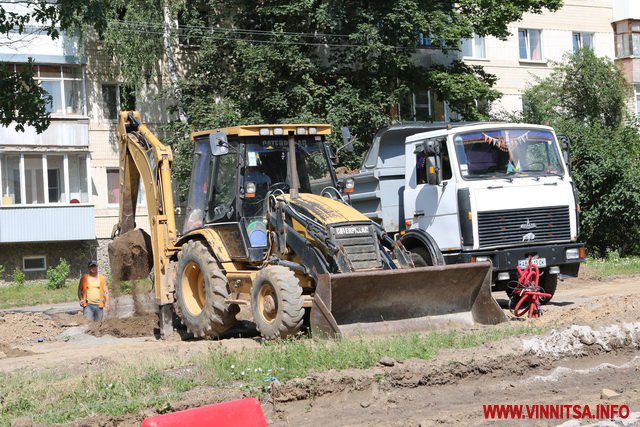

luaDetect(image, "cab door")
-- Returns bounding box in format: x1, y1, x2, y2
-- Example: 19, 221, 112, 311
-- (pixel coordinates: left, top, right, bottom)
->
403, 139, 461, 251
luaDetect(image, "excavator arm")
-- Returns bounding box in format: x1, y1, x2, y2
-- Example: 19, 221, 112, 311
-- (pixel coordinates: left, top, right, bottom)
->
109, 111, 178, 305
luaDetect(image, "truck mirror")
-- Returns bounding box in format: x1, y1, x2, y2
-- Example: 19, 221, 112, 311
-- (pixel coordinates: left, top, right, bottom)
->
341, 127, 355, 153
209, 132, 229, 156
426, 156, 442, 186
558, 134, 571, 170
422, 137, 443, 156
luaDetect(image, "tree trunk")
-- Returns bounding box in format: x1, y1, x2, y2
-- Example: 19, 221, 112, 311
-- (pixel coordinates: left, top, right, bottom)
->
162, 0, 188, 124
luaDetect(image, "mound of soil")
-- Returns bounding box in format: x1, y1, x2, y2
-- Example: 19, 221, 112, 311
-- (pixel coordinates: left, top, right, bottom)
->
0, 312, 62, 346
108, 229, 153, 281
88, 313, 158, 338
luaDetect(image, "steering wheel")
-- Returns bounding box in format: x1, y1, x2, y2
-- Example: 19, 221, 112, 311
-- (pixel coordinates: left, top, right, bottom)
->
268, 182, 290, 192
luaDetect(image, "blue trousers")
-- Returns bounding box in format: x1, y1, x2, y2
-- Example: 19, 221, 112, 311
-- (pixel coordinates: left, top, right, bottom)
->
83, 304, 104, 322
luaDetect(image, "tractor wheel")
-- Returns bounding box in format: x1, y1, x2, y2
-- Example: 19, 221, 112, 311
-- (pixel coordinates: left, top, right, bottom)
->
539, 272, 558, 305
251, 266, 304, 340
174, 240, 239, 338
409, 245, 445, 267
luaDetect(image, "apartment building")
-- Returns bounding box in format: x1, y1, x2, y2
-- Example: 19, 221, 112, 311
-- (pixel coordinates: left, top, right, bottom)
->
0, 9, 168, 278
465, 0, 615, 115
403, 0, 615, 119
612, 0, 640, 113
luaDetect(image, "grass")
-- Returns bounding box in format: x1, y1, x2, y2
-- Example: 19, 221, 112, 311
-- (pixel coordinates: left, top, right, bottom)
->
585, 255, 640, 279
0, 281, 77, 309
0, 279, 148, 310
0, 324, 545, 425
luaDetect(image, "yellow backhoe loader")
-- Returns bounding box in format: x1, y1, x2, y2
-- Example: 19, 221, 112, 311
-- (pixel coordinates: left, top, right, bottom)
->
109, 111, 506, 340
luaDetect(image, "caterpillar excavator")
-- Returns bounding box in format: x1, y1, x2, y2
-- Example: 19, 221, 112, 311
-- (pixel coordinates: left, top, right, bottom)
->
109, 111, 506, 340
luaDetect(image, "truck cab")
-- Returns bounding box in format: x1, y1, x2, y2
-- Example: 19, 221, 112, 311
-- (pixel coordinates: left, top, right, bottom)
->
349, 122, 586, 298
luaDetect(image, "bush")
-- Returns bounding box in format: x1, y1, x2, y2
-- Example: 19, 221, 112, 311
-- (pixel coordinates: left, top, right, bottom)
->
46, 258, 70, 290
0, 264, 5, 280
13, 268, 25, 287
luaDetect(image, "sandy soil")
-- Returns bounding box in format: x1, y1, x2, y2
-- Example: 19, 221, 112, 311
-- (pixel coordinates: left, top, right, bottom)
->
1, 273, 639, 426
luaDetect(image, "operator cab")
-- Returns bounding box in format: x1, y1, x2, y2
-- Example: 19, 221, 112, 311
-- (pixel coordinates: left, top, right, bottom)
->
183, 125, 337, 262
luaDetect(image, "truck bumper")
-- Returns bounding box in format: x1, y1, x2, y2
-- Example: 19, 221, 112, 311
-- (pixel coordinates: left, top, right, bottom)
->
444, 242, 585, 281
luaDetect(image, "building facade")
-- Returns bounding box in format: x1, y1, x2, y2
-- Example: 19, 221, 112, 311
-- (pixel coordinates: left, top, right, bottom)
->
0, 6, 167, 279
612, 0, 640, 113
402, 0, 615, 119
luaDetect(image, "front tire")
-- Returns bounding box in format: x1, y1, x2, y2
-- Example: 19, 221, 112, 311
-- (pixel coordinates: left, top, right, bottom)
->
251, 266, 304, 340
539, 272, 558, 305
409, 245, 445, 267
174, 240, 239, 338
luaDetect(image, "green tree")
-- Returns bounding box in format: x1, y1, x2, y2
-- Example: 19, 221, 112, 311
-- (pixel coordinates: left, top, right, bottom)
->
164, 0, 560, 169
523, 49, 629, 128
522, 50, 640, 256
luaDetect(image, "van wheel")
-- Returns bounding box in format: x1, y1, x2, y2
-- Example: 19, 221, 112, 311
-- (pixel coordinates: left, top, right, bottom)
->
251, 266, 304, 340
174, 240, 239, 338
540, 273, 558, 305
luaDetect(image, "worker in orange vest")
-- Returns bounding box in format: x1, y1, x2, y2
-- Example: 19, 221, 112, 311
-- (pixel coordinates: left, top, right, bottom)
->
77, 260, 110, 321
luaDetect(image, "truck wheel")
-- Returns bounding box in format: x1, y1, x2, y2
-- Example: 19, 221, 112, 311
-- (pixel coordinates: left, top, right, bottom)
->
409, 245, 445, 267
539, 273, 558, 305
251, 266, 304, 340
174, 240, 239, 338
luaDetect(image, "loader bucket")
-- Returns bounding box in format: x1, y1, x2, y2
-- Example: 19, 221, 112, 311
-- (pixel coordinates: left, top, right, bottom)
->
108, 229, 154, 281
310, 262, 506, 338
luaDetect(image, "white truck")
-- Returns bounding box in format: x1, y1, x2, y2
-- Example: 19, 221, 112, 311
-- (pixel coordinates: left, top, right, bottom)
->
347, 122, 585, 299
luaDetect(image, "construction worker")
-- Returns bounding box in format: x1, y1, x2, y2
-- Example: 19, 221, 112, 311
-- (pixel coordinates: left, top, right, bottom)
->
78, 260, 110, 321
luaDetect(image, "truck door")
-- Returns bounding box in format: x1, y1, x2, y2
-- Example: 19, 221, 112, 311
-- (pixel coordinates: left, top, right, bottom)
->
403, 139, 461, 251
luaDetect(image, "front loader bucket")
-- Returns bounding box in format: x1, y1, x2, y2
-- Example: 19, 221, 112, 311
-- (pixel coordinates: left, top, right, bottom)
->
310, 262, 506, 339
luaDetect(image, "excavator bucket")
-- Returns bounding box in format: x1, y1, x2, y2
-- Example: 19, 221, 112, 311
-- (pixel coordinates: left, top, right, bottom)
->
108, 229, 154, 281
310, 262, 506, 338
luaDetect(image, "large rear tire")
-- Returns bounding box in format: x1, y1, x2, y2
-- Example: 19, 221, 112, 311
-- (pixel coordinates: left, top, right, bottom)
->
251, 266, 304, 340
174, 240, 239, 338
539, 273, 558, 305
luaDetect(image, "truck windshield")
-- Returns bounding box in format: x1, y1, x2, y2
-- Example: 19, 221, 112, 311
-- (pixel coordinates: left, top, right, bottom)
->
453, 128, 564, 179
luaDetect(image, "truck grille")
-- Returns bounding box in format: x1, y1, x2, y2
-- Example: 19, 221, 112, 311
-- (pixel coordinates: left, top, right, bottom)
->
332, 225, 382, 270
477, 206, 571, 249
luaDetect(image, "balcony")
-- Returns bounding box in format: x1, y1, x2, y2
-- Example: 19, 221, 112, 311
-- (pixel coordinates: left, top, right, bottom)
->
0, 204, 95, 243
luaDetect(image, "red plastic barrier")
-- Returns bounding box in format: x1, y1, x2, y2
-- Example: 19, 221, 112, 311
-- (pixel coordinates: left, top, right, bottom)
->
141, 397, 268, 427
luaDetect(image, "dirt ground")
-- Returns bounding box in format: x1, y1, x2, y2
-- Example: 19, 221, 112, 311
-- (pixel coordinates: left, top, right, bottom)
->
1, 272, 640, 426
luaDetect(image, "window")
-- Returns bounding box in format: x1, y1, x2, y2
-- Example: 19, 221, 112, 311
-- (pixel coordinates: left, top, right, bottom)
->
635, 85, 640, 115
398, 90, 461, 122
518, 29, 543, 61
461, 34, 486, 59
0, 152, 90, 206
23, 256, 46, 272
1, 154, 21, 205
102, 84, 119, 120
615, 21, 640, 58
106, 168, 145, 206
573, 32, 594, 53
47, 155, 66, 203
24, 154, 44, 204
35, 64, 85, 116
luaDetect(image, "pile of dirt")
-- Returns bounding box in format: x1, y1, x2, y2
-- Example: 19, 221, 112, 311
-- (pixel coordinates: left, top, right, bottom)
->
87, 313, 158, 338
108, 228, 153, 281
0, 312, 62, 346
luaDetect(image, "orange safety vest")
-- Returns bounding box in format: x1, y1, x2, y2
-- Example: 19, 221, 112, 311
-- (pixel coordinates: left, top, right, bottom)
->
80, 274, 108, 308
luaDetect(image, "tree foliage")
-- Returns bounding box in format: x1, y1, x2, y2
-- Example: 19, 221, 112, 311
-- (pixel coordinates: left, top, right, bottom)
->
522, 51, 640, 256
163, 0, 560, 169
